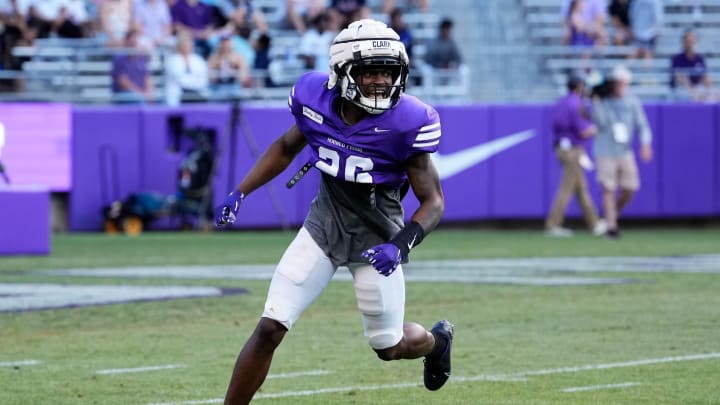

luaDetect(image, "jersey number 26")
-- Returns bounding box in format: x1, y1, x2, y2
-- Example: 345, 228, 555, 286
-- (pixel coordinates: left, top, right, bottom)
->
316, 146, 374, 183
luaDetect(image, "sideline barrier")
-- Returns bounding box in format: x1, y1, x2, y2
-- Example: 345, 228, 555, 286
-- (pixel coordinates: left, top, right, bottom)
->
0, 185, 50, 255
5, 102, 716, 232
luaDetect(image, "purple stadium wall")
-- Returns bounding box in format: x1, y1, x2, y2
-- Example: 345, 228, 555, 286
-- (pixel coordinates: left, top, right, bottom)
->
59, 103, 719, 230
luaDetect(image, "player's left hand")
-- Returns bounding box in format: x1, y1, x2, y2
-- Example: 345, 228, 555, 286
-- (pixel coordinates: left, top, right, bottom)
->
361, 243, 402, 276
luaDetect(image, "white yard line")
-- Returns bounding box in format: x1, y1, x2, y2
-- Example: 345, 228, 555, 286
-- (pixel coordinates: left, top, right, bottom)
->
254, 382, 420, 399
266, 369, 331, 379
562, 382, 641, 393
514, 352, 720, 377
97, 364, 185, 375
146, 383, 419, 405
0, 360, 40, 367
146, 351, 720, 405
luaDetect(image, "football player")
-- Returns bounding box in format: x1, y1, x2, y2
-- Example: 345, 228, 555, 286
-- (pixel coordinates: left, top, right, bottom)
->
215, 19, 453, 404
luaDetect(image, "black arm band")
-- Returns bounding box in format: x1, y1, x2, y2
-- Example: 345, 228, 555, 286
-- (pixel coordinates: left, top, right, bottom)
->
390, 220, 425, 259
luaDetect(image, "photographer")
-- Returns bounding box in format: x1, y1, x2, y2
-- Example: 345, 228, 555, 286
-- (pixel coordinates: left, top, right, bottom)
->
591, 65, 653, 239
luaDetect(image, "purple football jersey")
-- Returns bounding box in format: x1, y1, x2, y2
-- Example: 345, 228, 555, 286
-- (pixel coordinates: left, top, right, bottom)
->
289, 72, 441, 265
289, 72, 441, 188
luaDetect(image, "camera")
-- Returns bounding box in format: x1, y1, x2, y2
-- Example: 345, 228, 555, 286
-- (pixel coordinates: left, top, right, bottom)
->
590, 78, 615, 99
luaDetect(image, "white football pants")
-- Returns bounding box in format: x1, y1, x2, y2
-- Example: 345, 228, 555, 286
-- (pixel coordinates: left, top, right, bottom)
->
262, 227, 405, 349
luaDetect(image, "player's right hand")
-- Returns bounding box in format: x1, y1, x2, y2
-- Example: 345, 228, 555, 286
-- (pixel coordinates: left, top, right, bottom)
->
214, 190, 244, 227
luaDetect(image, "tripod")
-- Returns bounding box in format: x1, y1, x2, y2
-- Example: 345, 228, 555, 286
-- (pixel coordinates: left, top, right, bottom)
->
226, 97, 290, 229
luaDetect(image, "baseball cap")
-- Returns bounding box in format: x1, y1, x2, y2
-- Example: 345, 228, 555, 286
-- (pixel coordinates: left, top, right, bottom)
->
610, 65, 632, 83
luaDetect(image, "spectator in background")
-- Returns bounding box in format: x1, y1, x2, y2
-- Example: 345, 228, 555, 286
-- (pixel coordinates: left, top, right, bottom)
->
66, 0, 93, 36
564, 0, 596, 47
27, 0, 86, 39
133, 0, 172, 48
0, 0, 34, 92
165, 32, 209, 106
382, 0, 428, 14
329, 0, 370, 30
630, 0, 663, 59
170, 0, 215, 58
211, 0, 268, 34
560, 0, 607, 46
389, 7, 413, 61
545, 73, 606, 238
99, 0, 133, 46
209, 24, 256, 68
1, 0, 36, 67
297, 11, 335, 72
670, 28, 714, 102
208, 34, 251, 100
253, 32, 272, 86
283, 0, 327, 34
111, 29, 154, 103
591, 65, 653, 239
424, 17, 461, 69
608, 0, 632, 46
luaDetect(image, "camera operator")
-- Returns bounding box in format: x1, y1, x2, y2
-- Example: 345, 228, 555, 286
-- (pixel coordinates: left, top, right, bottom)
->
591, 65, 653, 239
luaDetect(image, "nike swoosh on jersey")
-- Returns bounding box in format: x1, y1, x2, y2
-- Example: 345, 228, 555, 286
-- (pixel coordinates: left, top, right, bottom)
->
432, 129, 536, 180
374, 127, 390, 133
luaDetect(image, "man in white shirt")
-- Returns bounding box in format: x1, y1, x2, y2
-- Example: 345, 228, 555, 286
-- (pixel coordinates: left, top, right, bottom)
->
165, 32, 209, 106
297, 11, 335, 72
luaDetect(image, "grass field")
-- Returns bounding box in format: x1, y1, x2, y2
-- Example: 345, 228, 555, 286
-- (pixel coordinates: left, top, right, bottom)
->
2, 227, 720, 404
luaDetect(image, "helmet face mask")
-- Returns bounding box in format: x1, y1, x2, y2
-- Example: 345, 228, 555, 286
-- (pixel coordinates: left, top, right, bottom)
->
342, 58, 406, 112
328, 19, 409, 114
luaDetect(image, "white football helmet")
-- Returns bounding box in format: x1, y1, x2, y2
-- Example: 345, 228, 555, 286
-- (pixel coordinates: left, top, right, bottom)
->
327, 19, 409, 114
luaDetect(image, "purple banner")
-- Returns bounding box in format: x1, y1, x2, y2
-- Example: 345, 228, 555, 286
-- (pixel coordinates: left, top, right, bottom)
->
432, 105, 492, 220
65, 103, 720, 231
658, 103, 716, 216
0, 103, 72, 191
488, 105, 548, 218
225, 106, 304, 228
716, 104, 720, 215
0, 186, 50, 255
70, 107, 142, 231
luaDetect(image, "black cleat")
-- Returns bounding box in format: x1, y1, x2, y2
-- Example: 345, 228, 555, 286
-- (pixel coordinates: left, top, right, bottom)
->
423, 320, 454, 391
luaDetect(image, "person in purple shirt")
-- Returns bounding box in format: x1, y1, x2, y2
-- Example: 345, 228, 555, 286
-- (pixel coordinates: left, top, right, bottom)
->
671, 28, 715, 102
214, 19, 453, 404
545, 73, 606, 237
111, 29, 154, 103
170, 0, 215, 57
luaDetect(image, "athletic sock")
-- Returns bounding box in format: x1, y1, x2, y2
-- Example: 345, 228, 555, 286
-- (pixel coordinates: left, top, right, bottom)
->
427, 329, 448, 359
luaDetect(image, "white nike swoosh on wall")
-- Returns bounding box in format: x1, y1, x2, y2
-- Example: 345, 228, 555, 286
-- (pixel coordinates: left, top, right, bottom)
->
432, 129, 536, 180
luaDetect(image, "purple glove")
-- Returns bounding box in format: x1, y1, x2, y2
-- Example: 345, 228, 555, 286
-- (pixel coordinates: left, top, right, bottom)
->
361, 242, 402, 276
215, 190, 244, 227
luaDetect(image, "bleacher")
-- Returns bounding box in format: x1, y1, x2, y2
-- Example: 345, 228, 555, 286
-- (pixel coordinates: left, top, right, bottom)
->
0, 0, 472, 105
519, 0, 720, 101
9, 38, 166, 103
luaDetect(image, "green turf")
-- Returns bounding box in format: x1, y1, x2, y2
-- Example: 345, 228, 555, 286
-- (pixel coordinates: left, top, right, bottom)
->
1, 228, 720, 405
